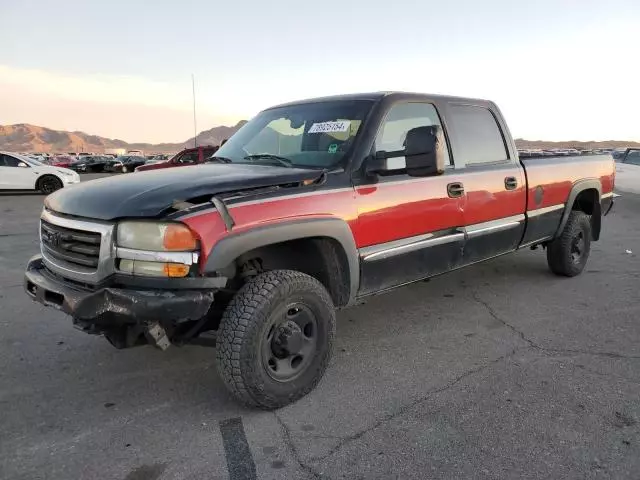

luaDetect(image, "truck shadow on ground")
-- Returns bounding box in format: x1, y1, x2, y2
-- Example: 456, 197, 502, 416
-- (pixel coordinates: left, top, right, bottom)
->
54, 252, 554, 412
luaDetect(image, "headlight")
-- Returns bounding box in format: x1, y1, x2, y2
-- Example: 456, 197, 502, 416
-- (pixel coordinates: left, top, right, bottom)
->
57, 169, 74, 176
117, 221, 197, 251
115, 222, 199, 278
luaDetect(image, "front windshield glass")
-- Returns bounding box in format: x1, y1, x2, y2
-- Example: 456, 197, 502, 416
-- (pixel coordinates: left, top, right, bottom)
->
210, 100, 373, 169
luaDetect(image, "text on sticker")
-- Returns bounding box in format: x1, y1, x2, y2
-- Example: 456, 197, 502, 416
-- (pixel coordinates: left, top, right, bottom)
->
308, 121, 351, 134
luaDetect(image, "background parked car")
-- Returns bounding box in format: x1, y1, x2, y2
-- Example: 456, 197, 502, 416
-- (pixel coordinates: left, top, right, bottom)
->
71, 155, 111, 173
119, 156, 147, 173
134, 146, 218, 172
49, 155, 78, 169
619, 148, 640, 166
103, 157, 124, 172
0, 151, 80, 194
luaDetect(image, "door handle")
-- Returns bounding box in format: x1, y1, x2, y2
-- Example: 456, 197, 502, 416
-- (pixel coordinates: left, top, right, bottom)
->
504, 176, 518, 190
447, 182, 464, 198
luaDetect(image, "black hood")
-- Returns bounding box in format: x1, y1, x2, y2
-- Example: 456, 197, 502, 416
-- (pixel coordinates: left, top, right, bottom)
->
45, 164, 322, 220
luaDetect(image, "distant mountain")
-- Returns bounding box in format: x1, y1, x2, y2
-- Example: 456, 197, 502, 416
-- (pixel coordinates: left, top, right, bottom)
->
2, 122, 638, 154
0, 122, 247, 154
514, 138, 640, 149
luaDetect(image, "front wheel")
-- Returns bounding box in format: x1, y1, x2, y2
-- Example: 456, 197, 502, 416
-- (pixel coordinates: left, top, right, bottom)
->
546, 210, 592, 277
216, 270, 336, 409
38, 175, 63, 195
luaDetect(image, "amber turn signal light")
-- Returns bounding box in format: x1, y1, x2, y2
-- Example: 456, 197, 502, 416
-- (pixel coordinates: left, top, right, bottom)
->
163, 224, 197, 251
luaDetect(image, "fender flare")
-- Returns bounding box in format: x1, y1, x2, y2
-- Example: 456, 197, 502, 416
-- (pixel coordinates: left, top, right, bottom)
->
554, 179, 601, 240
204, 218, 360, 306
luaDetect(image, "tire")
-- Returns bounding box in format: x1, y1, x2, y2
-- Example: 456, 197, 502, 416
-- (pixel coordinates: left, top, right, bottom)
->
38, 175, 63, 195
216, 270, 336, 409
546, 210, 591, 277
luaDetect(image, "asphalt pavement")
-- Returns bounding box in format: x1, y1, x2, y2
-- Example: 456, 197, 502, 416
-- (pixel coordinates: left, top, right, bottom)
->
1, 174, 639, 480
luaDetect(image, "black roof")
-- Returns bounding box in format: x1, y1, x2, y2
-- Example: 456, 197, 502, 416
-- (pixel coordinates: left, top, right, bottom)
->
267, 91, 493, 109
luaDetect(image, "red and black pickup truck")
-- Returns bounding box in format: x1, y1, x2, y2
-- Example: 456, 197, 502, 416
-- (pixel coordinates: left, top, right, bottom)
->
134, 145, 219, 172
24, 92, 615, 409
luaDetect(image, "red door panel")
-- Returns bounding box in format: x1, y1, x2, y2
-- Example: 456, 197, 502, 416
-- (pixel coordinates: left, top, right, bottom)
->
353, 173, 464, 247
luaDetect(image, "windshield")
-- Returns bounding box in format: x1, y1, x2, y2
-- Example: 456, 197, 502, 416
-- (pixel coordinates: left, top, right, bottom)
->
210, 100, 373, 169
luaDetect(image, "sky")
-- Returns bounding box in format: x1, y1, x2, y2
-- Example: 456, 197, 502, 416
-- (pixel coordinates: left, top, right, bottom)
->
1, 0, 639, 143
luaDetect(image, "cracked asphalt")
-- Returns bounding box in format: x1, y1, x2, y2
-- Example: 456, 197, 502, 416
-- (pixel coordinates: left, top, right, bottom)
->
1, 176, 639, 480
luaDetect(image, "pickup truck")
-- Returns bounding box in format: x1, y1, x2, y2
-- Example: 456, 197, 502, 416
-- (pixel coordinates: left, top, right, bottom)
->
134, 145, 219, 172
618, 148, 640, 165
24, 92, 615, 409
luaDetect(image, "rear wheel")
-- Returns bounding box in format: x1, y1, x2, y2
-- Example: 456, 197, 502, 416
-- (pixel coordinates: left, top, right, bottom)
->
38, 175, 63, 194
216, 270, 336, 409
546, 210, 591, 277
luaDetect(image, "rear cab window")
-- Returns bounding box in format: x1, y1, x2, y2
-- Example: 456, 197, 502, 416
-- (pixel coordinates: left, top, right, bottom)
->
448, 105, 509, 166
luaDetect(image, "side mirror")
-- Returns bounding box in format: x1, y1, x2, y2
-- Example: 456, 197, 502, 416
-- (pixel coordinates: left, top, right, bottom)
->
367, 125, 446, 177
18, 162, 29, 168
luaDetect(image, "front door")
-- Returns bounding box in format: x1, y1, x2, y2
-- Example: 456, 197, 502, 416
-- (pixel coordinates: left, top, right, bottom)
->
0, 154, 33, 189
446, 104, 527, 264
354, 102, 466, 296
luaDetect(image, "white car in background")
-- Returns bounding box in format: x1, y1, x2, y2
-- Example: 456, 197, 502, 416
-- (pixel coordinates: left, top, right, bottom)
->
0, 152, 80, 194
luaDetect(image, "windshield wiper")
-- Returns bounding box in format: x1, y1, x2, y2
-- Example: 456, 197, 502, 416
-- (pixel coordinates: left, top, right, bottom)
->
243, 154, 293, 167
206, 156, 233, 164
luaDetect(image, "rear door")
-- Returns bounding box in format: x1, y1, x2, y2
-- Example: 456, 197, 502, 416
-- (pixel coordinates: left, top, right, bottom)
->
355, 101, 466, 295
0, 154, 34, 189
445, 104, 526, 264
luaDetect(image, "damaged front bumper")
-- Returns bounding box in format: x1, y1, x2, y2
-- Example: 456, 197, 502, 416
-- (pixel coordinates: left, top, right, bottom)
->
24, 255, 222, 348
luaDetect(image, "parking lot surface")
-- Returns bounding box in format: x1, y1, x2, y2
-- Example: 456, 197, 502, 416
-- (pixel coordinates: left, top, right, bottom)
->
1, 175, 639, 480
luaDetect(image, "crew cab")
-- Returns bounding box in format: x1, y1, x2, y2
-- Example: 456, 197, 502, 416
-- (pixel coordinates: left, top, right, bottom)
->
1, 152, 80, 193
24, 92, 615, 409
134, 145, 219, 172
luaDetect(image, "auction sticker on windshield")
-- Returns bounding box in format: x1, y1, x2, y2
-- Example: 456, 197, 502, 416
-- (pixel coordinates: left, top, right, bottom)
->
308, 121, 351, 134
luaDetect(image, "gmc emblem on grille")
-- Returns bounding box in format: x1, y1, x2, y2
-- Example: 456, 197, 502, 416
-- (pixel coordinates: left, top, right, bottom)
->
42, 230, 61, 247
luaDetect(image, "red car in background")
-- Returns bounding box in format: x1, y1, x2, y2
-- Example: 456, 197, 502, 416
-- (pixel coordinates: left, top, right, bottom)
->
135, 145, 219, 172
49, 155, 78, 168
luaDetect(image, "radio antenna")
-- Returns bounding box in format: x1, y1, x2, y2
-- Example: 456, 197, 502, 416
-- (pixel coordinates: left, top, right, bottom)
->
192, 74, 197, 148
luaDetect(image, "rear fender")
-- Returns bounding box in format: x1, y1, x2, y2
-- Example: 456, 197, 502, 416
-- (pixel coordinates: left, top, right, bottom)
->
555, 179, 602, 240
204, 218, 360, 306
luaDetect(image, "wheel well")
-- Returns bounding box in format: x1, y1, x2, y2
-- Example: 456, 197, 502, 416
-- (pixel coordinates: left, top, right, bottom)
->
35, 174, 60, 189
572, 188, 597, 215
233, 237, 351, 307
571, 188, 601, 240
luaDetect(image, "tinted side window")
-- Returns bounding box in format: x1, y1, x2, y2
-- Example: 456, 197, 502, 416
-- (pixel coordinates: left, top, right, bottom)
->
375, 102, 450, 165
625, 151, 640, 165
179, 152, 199, 164
449, 105, 508, 165
1, 155, 22, 167
203, 147, 218, 159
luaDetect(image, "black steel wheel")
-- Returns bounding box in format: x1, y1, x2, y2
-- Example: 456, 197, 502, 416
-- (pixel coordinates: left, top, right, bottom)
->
38, 175, 63, 195
547, 210, 592, 277
216, 270, 336, 409
261, 302, 319, 382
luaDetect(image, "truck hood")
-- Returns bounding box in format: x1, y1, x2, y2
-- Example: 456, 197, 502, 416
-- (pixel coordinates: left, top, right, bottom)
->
45, 164, 323, 221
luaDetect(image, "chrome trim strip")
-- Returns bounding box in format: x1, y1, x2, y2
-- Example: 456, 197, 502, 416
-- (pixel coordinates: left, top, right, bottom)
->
115, 247, 194, 265
601, 192, 614, 199
227, 187, 355, 210
178, 187, 356, 219
40, 209, 115, 284
526, 204, 564, 218
465, 214, 525, 238
361, 232, 464, 262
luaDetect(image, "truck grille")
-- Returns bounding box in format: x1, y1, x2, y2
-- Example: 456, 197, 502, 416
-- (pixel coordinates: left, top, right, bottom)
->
41, 220, 102, 269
